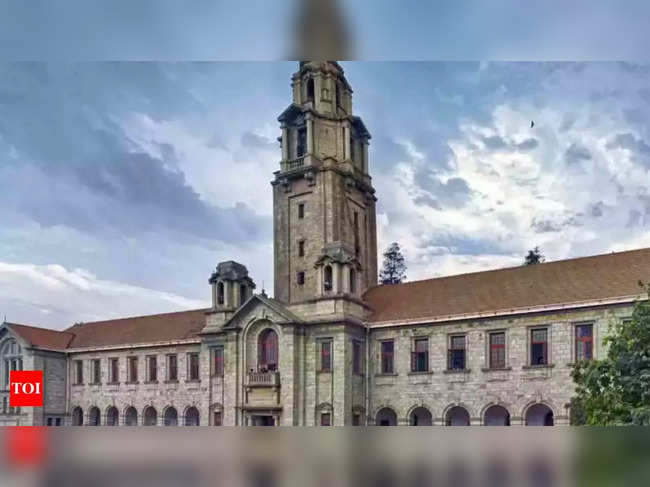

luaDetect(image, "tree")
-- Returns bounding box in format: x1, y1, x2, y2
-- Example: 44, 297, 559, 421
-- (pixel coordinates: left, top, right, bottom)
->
379, 242, 407, 285
571, 283, 650, 425
524, 246, 545, 265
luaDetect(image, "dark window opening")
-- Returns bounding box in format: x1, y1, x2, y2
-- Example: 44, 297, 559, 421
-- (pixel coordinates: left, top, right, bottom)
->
75, 360, 83, 384
411, 338, 429, 372
214, 411, 222, 426
381, 341, 394, 374
297, 127, 307, 158
128, 356, 138, 383
92, 359, 100, 384
324, 265, 333, 292
448, 335, 466, 370
489, 332, 506, 369
349, 269, 356, 294
575, 324, 593, 361
147, 356, 157, 382
258, 329, 279, 372
531, 328, 548, 365
168, 354, 178, 381
297, 271, 305, 285
213, 347, 224, 376
306, 78, 315, 101
320, 413, 331, 426
320, 341, 332, 372
240, 284, 247, 305
188, 353, 200, 381
217, 282, 224, 305
109, 358, 119, 383
298, 203, 305, 219
352, 413, 361, 426
298, 240, 305, 257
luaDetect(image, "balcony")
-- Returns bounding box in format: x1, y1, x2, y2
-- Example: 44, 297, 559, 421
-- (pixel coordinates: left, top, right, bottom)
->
283, 156, 305, 172
245, 371, 280, 388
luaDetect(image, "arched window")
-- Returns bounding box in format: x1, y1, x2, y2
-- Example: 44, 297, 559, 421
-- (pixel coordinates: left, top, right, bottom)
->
143, 406, 157, 426
88, 406, 100, 426
217, 282, 225, 305
306, 78, 315, 101
72, 407, 84, 426
525, 403, 554, 426
106, 407, 119, 426
185, 407, 200, 426
409, 407, 432, 426
124, 406, 138, 426
375, 407, 397, 426
484, 405, 510, 426
258, 329, 279, 372
323, 265, 333, 292
349, 269, 356, 294
164, 407, 178, 426
1, 338, 22, 388
240, 284, 247, 305
445, 406, 470, 426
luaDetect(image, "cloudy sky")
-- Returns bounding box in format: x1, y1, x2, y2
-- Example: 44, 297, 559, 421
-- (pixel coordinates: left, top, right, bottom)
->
1, 61, 650, 328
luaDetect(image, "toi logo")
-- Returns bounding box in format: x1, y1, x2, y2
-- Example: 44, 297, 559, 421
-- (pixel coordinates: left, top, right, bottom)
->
10, 371, 43, 407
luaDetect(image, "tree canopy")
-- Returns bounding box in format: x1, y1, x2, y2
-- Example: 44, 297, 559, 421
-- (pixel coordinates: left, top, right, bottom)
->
571, 283, 650, 425
524, 246, 545, 265
379, 242, 407, 285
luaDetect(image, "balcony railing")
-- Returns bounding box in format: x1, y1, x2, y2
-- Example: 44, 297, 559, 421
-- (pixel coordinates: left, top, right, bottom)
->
246, 371, 280, 387
284, 156, 305, 171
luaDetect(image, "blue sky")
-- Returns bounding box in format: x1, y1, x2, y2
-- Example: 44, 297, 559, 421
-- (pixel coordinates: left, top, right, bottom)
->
2, 61, 650, 328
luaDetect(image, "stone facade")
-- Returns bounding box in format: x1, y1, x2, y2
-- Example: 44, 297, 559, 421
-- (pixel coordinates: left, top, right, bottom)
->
0, 61, 641, 426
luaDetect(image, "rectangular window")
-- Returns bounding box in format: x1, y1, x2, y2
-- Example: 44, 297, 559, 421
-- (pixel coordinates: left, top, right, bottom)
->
213, 347, 224, 376
109, 358, 119, 383
213, 411, 222, 426
352, 413, 361, 426
188, 353, 200, 381
320, 341, 332, 372
167, 354, 178, 381
411, 338, 429, 372
55, 418, 61, 426
380, 340, 394, 374
298, 203, 305, 219
575, 324, 593, 361
47, 418, 53, 426
297, 127, 307, 157
127, 356, 138, 383
320, 413, 331, 426
91, 359, 101, 384
147, 356, 157, 382
298, 240, 305, 257
352, 340, 362, 375
531, 328, 548, 365
74, 360, 83, 384
297, 271, 305, 285
448, 335, 466, 370
489, 332, 506, 369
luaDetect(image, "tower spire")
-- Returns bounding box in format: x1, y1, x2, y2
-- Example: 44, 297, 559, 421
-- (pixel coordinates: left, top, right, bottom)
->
293, 0, 351, 60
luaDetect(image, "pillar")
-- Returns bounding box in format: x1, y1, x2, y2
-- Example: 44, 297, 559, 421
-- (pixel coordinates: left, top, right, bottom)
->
281, 126, 289, 161
307, 116, 314, 155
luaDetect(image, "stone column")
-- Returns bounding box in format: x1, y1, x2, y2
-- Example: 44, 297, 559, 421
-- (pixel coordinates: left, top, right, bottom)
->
307, 116, 314, 155
332, 264, 341, 294
281, 126, 288, 161
362, 140, 369, 174
343, 123, 350, 160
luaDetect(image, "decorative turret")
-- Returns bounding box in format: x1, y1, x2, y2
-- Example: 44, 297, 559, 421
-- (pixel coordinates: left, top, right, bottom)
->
208, 261, 255, 311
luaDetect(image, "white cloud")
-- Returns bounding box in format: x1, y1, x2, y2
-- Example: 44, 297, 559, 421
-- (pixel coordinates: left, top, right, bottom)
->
0, 262, 208, 329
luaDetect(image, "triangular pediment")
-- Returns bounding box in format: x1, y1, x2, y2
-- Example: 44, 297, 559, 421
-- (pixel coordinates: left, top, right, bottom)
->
222, 294, 302, 330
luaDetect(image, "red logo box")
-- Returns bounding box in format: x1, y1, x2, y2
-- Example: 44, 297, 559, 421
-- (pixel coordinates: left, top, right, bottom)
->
10, 371, 43, 407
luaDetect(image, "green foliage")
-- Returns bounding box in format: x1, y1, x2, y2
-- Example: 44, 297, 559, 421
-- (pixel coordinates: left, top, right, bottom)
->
572, 284, 650, 425
524, 246, 545, 265
379, 242, 407, 285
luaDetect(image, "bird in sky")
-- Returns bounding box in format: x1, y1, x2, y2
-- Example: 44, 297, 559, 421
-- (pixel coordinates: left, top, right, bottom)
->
531, 120, 535, 128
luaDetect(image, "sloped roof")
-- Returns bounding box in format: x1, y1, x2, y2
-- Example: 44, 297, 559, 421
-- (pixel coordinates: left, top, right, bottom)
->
363, 248, 650, 325
64, 309, 208, 349
5, 323, 75, 351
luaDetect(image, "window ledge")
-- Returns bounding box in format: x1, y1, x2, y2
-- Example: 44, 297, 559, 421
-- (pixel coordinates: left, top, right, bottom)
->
125, 381, 140, 385
375, 372, 398, 377
164, 380, 179, 384
185, 379, 201, 383
408, 371, 433, 376
89, 382, 101, 386
106, 382, 120, 386
443, 369, 471, 374
72, 383, 85, 386
522, 364, 555, 370
481, 367, 512, 372
144, 381, 159, 385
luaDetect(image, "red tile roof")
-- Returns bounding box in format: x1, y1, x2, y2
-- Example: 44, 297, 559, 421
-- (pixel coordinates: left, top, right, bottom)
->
363, 248, 650, 324
64, 309, 208, 349
6, 323, 75, 351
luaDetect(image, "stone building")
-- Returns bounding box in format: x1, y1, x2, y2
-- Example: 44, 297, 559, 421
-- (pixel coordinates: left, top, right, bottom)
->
0, 61, 648, 426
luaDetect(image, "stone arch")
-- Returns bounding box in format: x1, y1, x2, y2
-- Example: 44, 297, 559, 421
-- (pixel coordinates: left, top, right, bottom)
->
163, 406, 178, 426
482, 404, 511, 426
71, 406, 83, 426
408, 405, 433, 426
124, 406, 138, 426
143, 406, 157, 426
258, 328, 279, 372
184, 406, 200, 426
105, 406, 119, 426
243, 319, 282, 374
88, 406, 101, 426
443, 404, 471, 426
375, 407, 398, 426
315, 402, 333, 425
523, 401, 555, 426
